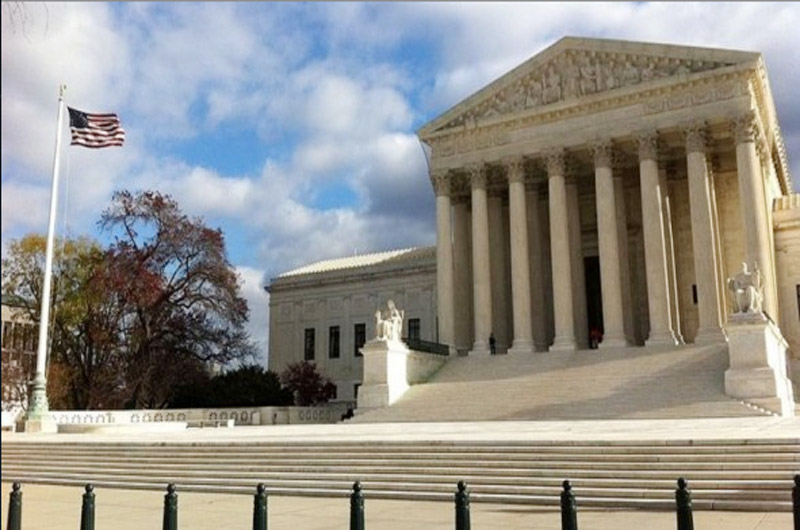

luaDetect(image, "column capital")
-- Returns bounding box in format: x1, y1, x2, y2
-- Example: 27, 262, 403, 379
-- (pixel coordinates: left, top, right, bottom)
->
636, 130, 660, 162
731, 110, 758, 144
591, 139, 616, 169
430, 169, 451, 197
544, 149, 566, 178
467, 163, 488, 190
683, 121, 708, 154
503, 156, 526, 184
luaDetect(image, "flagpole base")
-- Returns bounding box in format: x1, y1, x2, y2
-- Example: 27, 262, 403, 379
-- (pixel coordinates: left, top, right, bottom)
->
26, 376, 49, 420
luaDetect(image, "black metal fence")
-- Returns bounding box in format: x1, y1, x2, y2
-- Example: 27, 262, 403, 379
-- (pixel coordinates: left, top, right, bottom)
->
6, 475, 800, 530
403, 337, 450, 355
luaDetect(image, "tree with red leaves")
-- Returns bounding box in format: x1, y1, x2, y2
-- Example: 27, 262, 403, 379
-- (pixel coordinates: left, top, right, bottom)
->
279, 360, 336, 406
99, 190, 254, 408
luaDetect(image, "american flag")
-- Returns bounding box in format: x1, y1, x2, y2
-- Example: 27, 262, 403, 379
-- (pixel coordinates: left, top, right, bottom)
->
67, 107, 125, 148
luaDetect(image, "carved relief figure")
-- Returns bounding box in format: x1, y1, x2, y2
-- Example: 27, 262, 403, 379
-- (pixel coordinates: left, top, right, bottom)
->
375, 300, 405, 342
526, 77, 543, 107
562, 56, 580, 98
640, 61, 655, 82
727, 262, 763, 314
579, 55, 597, 95
543, 66, 562, 104
602, 59, 618, 91
621, 60, 640, 86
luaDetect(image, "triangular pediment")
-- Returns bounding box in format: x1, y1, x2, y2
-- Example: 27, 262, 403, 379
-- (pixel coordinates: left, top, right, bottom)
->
418, 37, 760, 137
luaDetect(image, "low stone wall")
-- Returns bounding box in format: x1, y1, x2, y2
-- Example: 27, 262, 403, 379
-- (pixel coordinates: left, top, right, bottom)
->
45, 402, 354, 428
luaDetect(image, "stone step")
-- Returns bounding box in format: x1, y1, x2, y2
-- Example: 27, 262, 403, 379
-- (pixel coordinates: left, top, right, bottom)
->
6, 450, 796, 469
6, 448, 798, 462
349, 344, 779, 422
3, 476, 792, 512
3, 465, 788, 490
1, 469, 791, 501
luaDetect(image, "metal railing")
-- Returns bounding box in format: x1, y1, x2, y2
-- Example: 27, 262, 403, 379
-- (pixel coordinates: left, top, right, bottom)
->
7, 475, 800, 530
403, 336, 450, 356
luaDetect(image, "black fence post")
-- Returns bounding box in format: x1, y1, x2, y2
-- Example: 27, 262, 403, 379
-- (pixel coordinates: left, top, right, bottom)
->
80, 484, 95, 530
675, 477, 694, 530
560, 480, 578, 530
455, 480, 471, 530
6, 482, 22, 530
253, 483, 268, 530
163, 483, 178, 530
792, 474, 799, 530
350, 481, 364, 530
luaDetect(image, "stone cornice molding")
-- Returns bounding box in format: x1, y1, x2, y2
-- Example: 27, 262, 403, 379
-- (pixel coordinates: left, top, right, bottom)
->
636, 131, 660, 162
545, 149, 566, 178
731, 110, 759, 145
683, 121, 708, 154
504, 157, 526, 184
591, 140, 615, 169
430, 170, 451, 197
467, 163, 489, 190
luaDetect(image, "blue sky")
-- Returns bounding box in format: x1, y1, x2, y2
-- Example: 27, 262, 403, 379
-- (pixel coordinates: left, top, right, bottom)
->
3, 2, 799, 363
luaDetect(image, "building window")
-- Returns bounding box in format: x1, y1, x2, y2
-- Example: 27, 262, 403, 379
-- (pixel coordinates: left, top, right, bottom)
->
408, 318, 421, 340
354, 323, 366, 357
330, 384, 338, 400
329, 326, 340, 359
353, 383, 361, 399
304, 328, 315, 360
692, 284, 698, 305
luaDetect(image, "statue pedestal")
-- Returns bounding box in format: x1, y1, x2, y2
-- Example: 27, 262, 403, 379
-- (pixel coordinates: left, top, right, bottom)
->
357, 339, 446, 414
358, 339, 410, 412
724, 313, 795, 416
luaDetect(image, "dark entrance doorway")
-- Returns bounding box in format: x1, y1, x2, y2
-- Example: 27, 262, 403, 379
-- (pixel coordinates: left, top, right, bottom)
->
584, 256, 603, 347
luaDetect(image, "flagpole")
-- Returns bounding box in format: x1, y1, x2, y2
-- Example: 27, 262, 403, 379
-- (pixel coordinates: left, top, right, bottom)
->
27, 84, 67, 421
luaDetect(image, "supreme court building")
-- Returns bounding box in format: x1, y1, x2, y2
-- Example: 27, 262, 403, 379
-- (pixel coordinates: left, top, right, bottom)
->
269, 37, 800, 400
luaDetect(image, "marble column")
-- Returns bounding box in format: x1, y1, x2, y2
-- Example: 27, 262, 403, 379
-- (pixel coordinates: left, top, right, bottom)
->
527, 183, 548, 351
469, 163, 492, 355
506, 157, 534, 355
733, 111, 777, 319
488, 190, 510, 352
684, 123, 725, 343
453, 197, 473, 352
547, 150, 577, 351
592, 141, 628, 347
432, 170, 455, 352
566, 176, 588, 349
637, 132, 680, 345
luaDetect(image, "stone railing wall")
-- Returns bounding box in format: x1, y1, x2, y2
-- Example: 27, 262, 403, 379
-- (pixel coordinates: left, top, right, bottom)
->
45, 402, 355, 427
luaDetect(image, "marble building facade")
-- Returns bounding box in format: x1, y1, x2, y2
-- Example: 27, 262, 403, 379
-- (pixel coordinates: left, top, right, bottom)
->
268, 37, 799, 396
418, 37, 797, 363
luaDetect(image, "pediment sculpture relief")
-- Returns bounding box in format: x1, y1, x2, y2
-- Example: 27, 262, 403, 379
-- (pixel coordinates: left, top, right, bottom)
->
440, 50, 733, 131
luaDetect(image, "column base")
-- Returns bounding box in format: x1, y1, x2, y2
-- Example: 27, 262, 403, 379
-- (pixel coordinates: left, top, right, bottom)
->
507, 339, 535, 356
549, 336, 577, 352
645, 330, 682, 347
470, 341, 491, 356
598, 334, 629, 349
694, 327, 727, 345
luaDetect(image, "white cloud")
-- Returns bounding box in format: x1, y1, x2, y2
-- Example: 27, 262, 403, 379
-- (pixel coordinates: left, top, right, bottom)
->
236, 265, 269, 365
3, 2, 800, 369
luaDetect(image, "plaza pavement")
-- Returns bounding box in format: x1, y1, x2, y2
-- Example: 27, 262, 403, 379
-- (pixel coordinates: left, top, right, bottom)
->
0, 482, 794, 530
2, 417, 799, 528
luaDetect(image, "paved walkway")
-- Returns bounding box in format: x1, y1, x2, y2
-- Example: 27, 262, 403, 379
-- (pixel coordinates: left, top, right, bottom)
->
0, 483, 792, 530
4, 416, 799, 444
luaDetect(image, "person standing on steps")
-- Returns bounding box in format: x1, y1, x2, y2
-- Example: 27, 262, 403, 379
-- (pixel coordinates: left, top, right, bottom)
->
489, 332, 496, 355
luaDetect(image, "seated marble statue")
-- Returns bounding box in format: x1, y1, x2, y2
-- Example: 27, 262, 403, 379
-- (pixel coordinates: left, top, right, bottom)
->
374, 300, 405, 342
727, 262, 763, 314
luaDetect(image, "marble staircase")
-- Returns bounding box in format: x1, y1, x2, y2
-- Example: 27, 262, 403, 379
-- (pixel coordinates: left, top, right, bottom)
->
351, 343, 773, 423
1, 438, 797, 511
